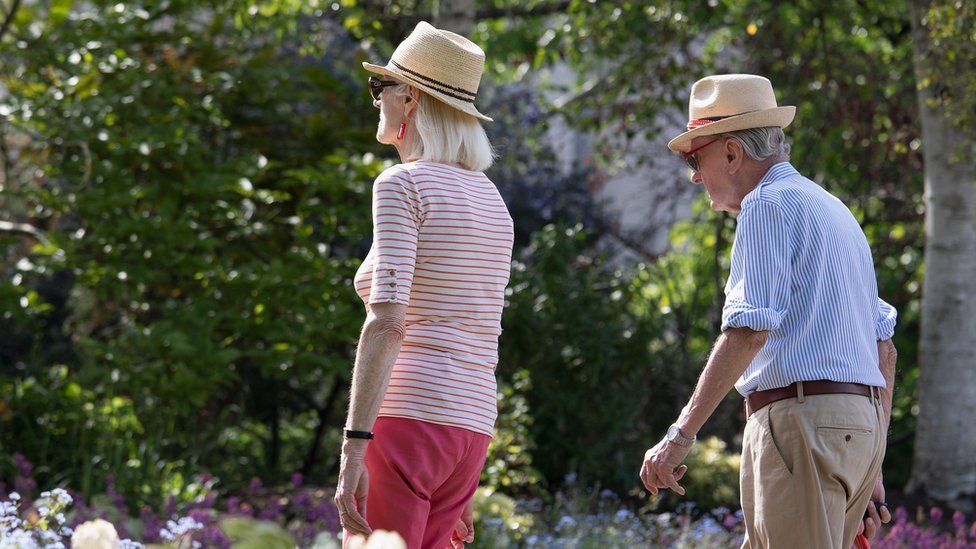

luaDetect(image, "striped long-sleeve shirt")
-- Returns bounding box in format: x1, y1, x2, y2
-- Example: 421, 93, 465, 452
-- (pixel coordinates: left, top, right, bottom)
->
723, 162, 897, 396
354, 161, 514, 437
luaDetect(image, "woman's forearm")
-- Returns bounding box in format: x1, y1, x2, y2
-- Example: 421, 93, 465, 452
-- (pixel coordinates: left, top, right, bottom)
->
345, 305, 407, 432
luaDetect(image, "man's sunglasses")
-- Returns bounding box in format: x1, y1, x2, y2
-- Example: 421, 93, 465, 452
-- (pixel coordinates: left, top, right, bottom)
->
368, 76, 399, 101
682, 137, 722, 172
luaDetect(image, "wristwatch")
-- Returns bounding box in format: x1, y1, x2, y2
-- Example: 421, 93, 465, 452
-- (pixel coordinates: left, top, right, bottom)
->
666, 424, 696, 447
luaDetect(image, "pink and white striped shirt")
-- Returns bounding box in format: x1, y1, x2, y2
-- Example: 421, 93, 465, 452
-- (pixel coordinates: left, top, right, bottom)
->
354, 161, 514, 437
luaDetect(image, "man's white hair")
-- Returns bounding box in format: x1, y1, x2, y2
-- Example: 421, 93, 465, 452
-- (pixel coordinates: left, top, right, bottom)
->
391, 84, 495, 172
720, 127, 791, 161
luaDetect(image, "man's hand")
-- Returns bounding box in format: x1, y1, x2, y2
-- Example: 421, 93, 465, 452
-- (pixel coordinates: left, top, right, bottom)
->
639, 438, 691, 497
335, 440, 372, 537
857, 474, 890, 540
450, 497, 475, 548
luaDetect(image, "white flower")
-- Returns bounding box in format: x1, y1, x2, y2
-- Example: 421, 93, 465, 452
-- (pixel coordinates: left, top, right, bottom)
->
8, 493, 21, 502
0, 502, 20, 517
70, 519, 120, 549
36, 507, 50, 517
49, 489, 72, 506
159, 516, 203, 543
613, 509, 633, 523
555, 515, 577, 532
344, 530, 406, 549
119, 540, 144, 549
1, 529, 39, 548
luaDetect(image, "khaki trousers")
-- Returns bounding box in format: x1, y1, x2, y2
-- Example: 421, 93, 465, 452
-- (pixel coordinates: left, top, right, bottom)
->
740, 392, 885, 549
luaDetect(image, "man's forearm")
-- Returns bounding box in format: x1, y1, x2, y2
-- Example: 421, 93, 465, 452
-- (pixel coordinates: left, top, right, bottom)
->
676, 328, 768, 436
877, 339, 897, 432
345, 310, 406, 432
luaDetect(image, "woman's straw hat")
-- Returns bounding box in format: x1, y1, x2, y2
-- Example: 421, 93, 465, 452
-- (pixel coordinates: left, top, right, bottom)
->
668, 74, 795, 153
363, 21, 492, 122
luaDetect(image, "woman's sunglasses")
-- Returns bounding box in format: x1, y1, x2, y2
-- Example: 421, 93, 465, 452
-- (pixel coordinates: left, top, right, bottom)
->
368, 76, 399, 101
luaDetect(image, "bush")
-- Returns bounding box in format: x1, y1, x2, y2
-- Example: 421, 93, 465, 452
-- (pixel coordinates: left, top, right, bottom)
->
0, 1, 383, 503
676, 437, 741, 512
471, 482, 744, 548
497, 199, 740, 497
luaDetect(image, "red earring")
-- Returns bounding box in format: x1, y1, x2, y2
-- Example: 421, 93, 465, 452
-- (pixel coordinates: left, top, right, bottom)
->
396, 122, 406, 140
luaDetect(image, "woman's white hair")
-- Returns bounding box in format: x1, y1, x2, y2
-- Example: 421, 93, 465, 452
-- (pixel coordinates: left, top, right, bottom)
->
391, 83, 495, 172
720, 127, 791, 161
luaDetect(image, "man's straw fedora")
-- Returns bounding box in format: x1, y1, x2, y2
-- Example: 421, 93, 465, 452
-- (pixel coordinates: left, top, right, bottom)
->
363, 21, 492, 122
668, 74, 795, 153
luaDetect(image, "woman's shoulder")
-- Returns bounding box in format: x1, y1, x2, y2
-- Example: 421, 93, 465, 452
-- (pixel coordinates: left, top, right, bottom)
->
403, 160, 486, 178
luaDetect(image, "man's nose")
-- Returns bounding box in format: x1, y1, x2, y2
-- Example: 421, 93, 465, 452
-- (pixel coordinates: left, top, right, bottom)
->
691, 171, 704, 185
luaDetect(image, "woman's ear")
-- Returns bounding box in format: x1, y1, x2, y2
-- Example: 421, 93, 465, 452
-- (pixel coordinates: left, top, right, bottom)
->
404, 87, 421, 118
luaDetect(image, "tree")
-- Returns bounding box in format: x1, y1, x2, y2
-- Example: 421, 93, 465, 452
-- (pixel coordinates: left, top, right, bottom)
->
0, 0, 385, 503
433, 0, 475, 36
907, 0, 976, 509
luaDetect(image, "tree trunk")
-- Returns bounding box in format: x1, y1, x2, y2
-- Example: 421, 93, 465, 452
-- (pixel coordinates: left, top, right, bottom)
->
907, 0, 976, 510
433, 0, 475, 36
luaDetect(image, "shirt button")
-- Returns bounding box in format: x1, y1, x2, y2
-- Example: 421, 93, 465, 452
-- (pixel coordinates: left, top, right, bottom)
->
388, 270, 396, 276
389, 282, 397, 288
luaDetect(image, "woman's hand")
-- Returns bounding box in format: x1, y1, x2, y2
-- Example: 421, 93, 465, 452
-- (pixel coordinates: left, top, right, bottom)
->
450, 497, 475, 548
335, 440, 372, 537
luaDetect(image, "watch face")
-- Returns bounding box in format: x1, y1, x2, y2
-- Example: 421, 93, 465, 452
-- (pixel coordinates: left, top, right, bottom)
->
667, 425, 679, 441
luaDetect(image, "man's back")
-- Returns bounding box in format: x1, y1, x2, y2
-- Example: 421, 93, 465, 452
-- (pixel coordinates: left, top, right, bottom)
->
723, 163, 895, 395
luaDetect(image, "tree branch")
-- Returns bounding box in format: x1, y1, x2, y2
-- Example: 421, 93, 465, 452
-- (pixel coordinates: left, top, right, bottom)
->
475, 1, 573, 20
0, 220, 49, 244
0, 0, 22, 42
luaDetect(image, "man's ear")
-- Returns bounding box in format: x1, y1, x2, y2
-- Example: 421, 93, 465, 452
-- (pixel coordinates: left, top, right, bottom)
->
725, 138, 744, 174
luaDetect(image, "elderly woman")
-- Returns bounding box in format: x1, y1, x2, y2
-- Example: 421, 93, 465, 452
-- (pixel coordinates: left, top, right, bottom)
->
334, 22, 513, 549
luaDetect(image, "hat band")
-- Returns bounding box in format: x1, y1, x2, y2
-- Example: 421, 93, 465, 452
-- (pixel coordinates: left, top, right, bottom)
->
390, 60, 477, 103
686, 115, 730, 131
686, 108, 773, 131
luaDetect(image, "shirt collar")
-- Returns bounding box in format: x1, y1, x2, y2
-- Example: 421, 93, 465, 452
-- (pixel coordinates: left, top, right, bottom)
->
757, 162, 799, 186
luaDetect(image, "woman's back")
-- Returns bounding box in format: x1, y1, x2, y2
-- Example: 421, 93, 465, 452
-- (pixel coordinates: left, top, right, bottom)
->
354, 161, 514, 436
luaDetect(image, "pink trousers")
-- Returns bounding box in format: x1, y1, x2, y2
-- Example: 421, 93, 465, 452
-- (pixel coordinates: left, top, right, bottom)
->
343, 417, 491, 549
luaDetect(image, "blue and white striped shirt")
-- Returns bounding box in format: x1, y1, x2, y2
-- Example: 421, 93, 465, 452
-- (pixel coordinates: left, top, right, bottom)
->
723, 162, 897, 395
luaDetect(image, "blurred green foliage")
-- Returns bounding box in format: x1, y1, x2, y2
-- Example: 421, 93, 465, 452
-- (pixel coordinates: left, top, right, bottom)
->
1, 0, 385, 506
0, 0, 962, 515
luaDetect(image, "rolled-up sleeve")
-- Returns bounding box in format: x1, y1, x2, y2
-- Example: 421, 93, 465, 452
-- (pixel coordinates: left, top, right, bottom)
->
722, 199, 793, 332
367, 170, 421, 306
876, 297, 898, 340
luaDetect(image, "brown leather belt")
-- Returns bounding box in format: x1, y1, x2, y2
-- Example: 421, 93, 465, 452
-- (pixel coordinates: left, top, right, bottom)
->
745, 380, 875, 418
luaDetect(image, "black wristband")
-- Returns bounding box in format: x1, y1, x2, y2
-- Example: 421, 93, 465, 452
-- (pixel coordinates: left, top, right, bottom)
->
344, 429, 374, 440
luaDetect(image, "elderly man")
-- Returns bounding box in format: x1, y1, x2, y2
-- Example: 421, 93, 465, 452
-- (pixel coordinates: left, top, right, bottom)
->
640, 74, 899, 549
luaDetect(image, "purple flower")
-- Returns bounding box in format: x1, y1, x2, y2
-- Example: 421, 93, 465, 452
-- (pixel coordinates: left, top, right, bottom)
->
13, 476, 36, 500
895, 506, 909, 526
930, 506, 944, 523
12, 453, 34, 477
952, 510, 966, 530
723, 513, 738, 531
248, 477, 263, 492
140, 506, 164, 543
198, 492, 217, 509
291, 473, 304, 488
258, 498, 282, 521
